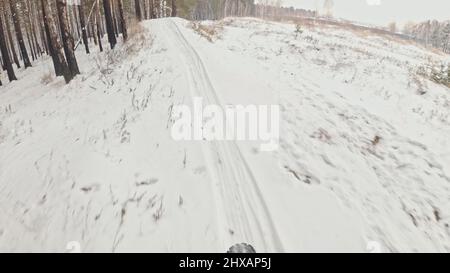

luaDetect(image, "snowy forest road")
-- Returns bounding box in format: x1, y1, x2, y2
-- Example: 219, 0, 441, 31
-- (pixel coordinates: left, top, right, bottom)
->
155, 18, 285, 252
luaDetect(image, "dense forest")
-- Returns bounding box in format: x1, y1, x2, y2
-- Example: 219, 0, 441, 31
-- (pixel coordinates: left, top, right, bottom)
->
0, 0, 179, 86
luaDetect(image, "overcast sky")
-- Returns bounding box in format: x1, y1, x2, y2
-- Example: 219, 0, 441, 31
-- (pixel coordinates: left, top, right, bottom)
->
281, 0, 450, 27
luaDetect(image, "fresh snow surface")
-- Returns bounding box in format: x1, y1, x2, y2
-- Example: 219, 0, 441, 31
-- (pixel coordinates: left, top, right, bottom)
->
0, 17, 449, 253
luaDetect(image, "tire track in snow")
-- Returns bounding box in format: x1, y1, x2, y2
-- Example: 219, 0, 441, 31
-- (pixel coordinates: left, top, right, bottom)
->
157, 19, 284, 252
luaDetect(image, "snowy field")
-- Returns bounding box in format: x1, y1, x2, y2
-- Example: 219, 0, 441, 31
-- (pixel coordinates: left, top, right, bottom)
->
0, 17, 449, 252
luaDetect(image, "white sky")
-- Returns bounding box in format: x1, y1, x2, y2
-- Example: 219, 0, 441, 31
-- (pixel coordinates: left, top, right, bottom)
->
281, 0, 450, 27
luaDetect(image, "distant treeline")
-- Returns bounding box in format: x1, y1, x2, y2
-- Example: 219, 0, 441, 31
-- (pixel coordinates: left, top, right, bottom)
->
403, 20, 450, 53
189, 0, 255, 20
183, 0, 315, 21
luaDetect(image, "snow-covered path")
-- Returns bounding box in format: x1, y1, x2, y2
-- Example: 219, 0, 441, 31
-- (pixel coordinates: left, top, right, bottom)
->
156, 19, 285, 252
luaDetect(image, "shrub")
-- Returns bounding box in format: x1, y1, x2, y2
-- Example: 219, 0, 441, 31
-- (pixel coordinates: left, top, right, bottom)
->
417, 62, 450, 88
430, 64, 450, 87
189, 21, 223, 42
295, 23, 303, 37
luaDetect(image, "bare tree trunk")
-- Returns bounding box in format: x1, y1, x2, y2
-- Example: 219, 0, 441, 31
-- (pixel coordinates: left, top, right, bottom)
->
142, 0, 148, 19
135, 0, 142, 21
103, 0, 117, 49
56, 0, 80, 77
78, 0, 90, 54
28, 0, 42, 56
91, 18, 97, 45
39, 17, 49, 55
111, 0, 119, 37
0, 8, 17, 81
149, 0, 155, 18
41, 0, 72, 83
171, 0, 177, 17
3, 0, 20, 68
22, 0, 37, 60
72, 4, 81, 41
25, 22, 35, 61
95, 0, 103, 52
9, 0, 31, 68
117, 0, 127, 41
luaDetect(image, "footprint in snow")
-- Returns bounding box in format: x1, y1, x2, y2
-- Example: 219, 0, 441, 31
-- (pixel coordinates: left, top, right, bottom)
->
80, 183, 101, 193
136, 178, 159, 186
193, 166, 206, 175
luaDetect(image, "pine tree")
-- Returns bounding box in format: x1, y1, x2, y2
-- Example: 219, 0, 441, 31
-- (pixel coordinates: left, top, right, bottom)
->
0, 6, 17, 81
95, 0, 103, 52
26, 0, 42, 56
117, 0, 128, 41
9, 0, 31, 68
2, 0, 20, 68
103, 0, 117, 49
135, 0, 142, 21
150, 0, 155, 18
56, 0, 80, 77
78, 0, 90, 54
142, 0, 148, 19
40, 0, 72, 83
171, 0, 177, 17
